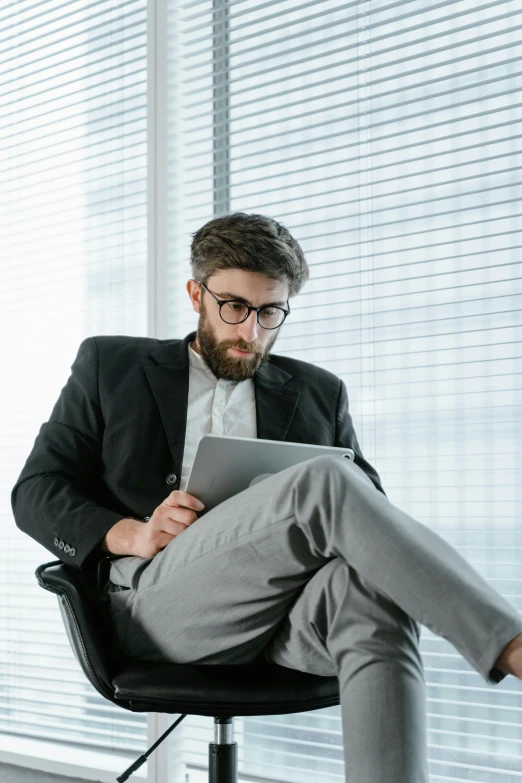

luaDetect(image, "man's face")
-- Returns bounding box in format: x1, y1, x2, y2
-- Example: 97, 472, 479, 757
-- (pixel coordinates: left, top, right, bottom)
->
186, 269, 290, 381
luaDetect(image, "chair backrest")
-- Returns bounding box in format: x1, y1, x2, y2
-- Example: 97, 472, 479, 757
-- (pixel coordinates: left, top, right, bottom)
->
35, 560, 120, 701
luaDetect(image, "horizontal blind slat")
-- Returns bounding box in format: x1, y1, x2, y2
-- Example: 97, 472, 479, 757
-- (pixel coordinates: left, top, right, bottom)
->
182, 0, 509, 62
182, 11, 520, 85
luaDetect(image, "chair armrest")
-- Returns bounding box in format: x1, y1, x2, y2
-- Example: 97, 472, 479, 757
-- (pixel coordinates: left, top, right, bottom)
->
35, 560, 122, 702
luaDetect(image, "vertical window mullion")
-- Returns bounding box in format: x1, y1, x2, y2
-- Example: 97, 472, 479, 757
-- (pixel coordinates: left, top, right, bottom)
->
212, 0, 230, 216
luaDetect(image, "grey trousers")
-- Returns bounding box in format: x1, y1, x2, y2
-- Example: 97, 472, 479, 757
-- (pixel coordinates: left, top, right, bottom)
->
105, 454, 522, 782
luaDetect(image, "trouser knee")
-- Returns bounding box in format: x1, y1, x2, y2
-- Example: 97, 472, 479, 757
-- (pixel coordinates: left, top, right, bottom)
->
267, 557, 422, 677
298, 453, 377, 495
322, 558, 423, 675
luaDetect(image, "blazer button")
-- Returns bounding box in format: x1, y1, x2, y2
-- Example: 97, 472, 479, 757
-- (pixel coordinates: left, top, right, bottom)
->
54, 537, 59, 547
64, 544, 70, 554
166, 473, 177, 485
58, 540, 65, 549
69, 548, 76, 557
143, 516, 151, 521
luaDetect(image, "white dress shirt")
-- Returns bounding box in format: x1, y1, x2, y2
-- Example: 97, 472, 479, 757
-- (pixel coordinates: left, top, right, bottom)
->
179, 342, 257, 493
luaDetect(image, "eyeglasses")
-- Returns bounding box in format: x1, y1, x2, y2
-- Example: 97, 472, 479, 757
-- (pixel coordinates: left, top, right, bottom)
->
197, 280, 290, 330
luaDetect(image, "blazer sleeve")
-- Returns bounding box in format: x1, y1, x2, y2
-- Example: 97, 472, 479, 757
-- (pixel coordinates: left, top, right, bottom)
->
11, 337, 127, 572
334, 379, 387, 497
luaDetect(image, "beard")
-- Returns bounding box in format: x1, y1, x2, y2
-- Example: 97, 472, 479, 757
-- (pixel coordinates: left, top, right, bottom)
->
195, 299, 280, 382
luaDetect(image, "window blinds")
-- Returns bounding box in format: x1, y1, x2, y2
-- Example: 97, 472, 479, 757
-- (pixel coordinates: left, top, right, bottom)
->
167, 0, 522, 780
1, 0, 148, 764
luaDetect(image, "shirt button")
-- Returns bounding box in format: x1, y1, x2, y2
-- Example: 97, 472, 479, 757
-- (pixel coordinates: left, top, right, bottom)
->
166, 473, 177, 485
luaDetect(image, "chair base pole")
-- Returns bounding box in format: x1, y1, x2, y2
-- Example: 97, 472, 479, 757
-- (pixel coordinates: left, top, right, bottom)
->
209, 718, 238, 783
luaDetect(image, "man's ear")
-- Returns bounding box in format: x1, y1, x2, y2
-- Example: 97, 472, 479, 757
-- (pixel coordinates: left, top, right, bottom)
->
186, 279, 201, 313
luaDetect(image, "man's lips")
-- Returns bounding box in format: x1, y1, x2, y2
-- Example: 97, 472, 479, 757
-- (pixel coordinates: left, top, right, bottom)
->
230, 347, 254, 356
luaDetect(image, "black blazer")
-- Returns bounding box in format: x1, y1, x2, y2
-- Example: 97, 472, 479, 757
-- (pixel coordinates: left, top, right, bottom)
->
11, 330, 385, 581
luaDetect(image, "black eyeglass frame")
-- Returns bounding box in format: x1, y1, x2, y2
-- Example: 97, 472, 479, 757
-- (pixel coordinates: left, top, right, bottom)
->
197, 280, 290, 330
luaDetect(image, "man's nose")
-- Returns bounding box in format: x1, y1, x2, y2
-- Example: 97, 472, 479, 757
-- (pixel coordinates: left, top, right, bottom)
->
237, 309, 260, 343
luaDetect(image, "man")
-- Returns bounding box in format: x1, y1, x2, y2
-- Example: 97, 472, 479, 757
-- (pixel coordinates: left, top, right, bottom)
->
11, 213, 522, 782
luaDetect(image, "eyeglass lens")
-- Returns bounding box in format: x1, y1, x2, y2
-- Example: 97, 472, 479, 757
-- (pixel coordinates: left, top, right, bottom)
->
220, 302, 285, 329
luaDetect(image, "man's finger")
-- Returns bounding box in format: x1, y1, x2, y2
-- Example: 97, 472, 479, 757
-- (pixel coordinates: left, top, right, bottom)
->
165, 491, 204, 510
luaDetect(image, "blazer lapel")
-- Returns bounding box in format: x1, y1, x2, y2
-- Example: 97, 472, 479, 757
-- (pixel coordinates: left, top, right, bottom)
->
254, 360, 300, 442
144, 330, 301, 471
144, 332, 193, 473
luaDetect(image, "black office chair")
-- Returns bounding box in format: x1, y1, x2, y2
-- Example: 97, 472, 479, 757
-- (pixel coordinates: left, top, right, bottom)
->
36, 560, 340, 783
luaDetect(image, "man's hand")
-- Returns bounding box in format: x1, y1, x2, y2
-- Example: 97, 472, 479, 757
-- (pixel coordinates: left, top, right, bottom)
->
134, 490, 205, 558
102, 490, 205, 558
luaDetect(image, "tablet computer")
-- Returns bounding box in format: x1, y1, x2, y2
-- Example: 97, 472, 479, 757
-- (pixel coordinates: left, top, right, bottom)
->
185, 434, 355, 515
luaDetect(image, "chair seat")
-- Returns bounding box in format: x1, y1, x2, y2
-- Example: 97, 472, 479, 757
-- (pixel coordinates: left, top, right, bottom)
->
36, 560, 340, 717
112, 657, 339, 716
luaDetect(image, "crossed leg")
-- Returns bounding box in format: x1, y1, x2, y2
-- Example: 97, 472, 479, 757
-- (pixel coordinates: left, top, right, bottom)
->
107, 454, 522, 782
264, 557, 429, 781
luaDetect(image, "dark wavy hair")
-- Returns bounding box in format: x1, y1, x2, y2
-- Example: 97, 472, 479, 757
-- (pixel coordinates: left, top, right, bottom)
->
190, 212, 309, 299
